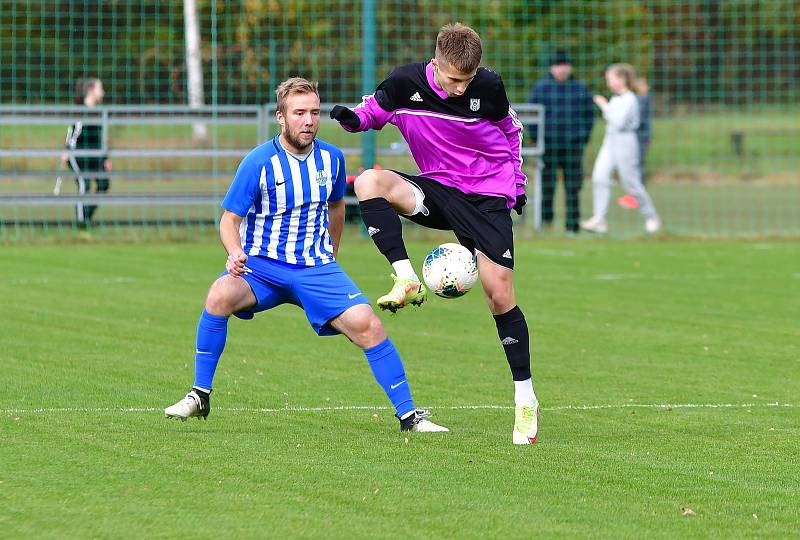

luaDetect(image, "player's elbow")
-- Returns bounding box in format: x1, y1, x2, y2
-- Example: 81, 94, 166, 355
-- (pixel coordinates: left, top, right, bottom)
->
219, 211, 242, 232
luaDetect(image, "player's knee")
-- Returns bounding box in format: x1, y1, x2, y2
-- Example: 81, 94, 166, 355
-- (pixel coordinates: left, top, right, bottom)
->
354, 169, 388, 200
354, 311, 387, 348
486, 294, 515, 315
483, 284, 516, 315
205, 283, 236, 316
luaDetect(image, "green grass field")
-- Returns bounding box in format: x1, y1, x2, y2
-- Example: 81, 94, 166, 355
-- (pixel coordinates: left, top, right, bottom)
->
1, 235, 798, 538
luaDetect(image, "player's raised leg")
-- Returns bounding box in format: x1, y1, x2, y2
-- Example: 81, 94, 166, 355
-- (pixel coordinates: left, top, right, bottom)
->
477, 254, 540, 444
330, 304, 448, 432
165, 275, 256, 420
354, 169, 427, 311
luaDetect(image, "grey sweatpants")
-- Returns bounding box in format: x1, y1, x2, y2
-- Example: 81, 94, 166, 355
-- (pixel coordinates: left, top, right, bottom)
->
591, 133, 658, 220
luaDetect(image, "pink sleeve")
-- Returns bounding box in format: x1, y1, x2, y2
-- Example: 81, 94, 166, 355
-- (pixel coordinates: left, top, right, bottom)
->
347, 94, 395, 132
494, 107, 527, 196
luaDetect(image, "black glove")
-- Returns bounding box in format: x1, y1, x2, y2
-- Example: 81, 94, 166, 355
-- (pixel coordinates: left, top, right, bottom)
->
330, 105, 360, 130
513, 194, 527, 215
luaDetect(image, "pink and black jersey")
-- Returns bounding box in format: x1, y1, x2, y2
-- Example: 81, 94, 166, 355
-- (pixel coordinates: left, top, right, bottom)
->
346, 62, 526, 209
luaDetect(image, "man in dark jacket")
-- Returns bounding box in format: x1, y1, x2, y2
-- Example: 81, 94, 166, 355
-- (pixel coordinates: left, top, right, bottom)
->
528, 50, 594, 233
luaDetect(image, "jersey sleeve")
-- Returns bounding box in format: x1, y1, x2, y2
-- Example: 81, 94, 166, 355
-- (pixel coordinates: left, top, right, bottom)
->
349, 70, 404, 132
65, 122, 82, 149
603, 93, 640, 131
492, 79, 527, 196
328, 150, 347, 202
222, 152, 262, 216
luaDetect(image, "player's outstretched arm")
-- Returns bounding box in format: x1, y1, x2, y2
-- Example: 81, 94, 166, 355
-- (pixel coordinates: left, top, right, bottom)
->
219, 210, 247, 277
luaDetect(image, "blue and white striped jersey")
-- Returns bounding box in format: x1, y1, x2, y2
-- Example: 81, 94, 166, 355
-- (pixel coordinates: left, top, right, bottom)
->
222, 136, 347, 266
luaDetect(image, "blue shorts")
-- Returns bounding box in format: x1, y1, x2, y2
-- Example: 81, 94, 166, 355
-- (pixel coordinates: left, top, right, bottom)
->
226, 256, 370, 336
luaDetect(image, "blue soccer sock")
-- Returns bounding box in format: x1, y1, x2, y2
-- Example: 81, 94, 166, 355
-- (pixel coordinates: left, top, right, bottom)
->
193, 310, 229, 391
363, 338, 415, 419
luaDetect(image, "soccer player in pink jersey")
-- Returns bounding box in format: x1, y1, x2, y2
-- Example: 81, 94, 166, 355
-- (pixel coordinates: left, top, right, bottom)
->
331, 23, 539, 444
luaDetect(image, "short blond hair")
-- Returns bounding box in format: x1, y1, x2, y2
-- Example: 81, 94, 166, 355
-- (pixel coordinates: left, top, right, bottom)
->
607, 63, 638, 91
275, 77, 319, 114
435, 23, 482, 73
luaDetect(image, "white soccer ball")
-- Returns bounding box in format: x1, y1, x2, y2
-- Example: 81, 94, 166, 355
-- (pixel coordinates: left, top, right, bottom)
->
422, 243, 478, 299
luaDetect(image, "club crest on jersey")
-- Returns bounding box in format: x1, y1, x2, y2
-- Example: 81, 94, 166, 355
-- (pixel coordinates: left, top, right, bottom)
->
315, 170, 329, 185
470, 98, 481, 111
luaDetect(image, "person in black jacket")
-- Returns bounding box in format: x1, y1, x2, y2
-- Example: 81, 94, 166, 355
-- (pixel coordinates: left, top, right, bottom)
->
528, 51, 594, 233
62, 78, 111, 224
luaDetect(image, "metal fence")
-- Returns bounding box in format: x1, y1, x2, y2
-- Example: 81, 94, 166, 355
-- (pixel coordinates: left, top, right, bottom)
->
0, 103, 546, 231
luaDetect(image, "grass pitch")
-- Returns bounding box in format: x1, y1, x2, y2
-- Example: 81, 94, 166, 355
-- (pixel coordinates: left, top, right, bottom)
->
1, 236, 798, 538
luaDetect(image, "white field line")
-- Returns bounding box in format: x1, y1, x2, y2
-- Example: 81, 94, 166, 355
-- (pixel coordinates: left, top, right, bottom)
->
0, 402, 795, 415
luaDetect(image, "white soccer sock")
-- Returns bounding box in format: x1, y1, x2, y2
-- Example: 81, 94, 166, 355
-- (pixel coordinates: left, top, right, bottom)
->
514, 378, 537, 407
391, 259, 419, 281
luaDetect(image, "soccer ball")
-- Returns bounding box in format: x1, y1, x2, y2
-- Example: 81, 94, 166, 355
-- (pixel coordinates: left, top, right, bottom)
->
422, 243, 478, 299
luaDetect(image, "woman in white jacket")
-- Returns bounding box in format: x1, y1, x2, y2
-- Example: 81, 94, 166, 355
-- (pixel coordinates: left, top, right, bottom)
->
582, 64, 661, 233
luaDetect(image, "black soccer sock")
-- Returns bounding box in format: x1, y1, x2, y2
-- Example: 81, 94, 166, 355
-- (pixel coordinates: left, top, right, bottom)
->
192, 387, 211, 400
493, 305, 532, 381
359, 197, 409, 263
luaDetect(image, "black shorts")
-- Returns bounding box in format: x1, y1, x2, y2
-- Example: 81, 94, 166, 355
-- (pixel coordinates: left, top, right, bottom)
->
394, 172, 515, 270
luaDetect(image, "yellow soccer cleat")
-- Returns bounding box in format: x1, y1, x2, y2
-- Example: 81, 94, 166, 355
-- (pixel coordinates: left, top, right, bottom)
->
513, 402, 540, 445
376, 274, 427, 312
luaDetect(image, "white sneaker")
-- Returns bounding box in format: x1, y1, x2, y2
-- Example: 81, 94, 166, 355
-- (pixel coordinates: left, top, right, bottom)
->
165, 389, 210, 421
513, 403, 540, 445
581, 216, 608, 234
399, 409, 449, 432
645, 216, 661, 233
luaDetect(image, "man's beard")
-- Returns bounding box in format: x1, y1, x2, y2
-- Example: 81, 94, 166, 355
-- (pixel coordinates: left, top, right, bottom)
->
284, 127, 316, 153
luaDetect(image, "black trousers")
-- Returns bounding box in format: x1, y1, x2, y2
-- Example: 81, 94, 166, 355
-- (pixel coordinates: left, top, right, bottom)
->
541, 146, 585, 232
72, 157, 110, 222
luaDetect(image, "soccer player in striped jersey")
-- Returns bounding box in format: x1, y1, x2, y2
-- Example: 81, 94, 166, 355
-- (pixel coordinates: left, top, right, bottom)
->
165, 78, 447, 433
330, 24, 539, 444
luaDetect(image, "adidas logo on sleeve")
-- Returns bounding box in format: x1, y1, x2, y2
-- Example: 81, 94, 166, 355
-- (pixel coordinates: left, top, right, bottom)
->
409, 92, 423, 102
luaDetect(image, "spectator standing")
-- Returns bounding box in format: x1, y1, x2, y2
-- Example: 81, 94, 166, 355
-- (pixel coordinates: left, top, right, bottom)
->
528, 50, 594, 233
63, 78, 111, 225
582, 64, 660, 234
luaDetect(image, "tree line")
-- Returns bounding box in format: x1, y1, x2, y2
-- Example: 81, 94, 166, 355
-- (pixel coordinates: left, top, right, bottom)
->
1, 0, 797, 109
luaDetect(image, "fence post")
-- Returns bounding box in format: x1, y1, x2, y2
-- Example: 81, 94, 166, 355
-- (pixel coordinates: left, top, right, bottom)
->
361, 0, 377, 169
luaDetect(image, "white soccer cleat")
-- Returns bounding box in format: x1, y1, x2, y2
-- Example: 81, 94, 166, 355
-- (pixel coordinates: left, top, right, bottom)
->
165, 389, 210, 421
581, 216, 608, 234
645, 216, 662, 233
513, 402, 540, 445
400, 408, 449, 432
